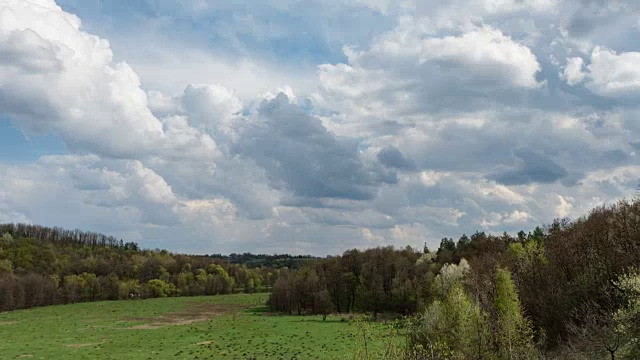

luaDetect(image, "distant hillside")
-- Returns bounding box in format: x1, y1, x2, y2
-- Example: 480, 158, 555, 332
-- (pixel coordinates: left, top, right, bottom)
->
0, 223, 292, 312
207, 252, 320, 269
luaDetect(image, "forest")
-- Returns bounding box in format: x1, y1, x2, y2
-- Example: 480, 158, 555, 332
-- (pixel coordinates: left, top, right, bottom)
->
0, 223, 285, 310
2, 197, 640, 358
267, 197, 640, 359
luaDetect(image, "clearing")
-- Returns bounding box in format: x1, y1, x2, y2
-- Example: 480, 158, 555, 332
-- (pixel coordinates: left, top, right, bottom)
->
0, 293, 395, 359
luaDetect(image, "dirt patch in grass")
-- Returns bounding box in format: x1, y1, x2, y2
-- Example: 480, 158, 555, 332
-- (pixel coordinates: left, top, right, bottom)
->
195, 340, 215, 346
0, 321, 17, 325
128, 324, 165, 330
66, 342, 103, 349
126, 303, 245, 330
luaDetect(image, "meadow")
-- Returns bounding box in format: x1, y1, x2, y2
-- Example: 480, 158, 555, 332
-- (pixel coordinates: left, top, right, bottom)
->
0, 293, 395, 359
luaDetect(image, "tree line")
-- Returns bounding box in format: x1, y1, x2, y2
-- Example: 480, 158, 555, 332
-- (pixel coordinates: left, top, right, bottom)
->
268, 197, 640, 359
0, 224, 284, 312
207, 252, 319, 269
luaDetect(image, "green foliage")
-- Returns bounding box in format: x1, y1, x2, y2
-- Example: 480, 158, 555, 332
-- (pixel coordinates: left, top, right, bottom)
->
268, 246, 422, 317
494, 267, 538, 359
409, 260, 492, 359
315, 289, 333, 320
118, 279, 142, 299
0, 259, 13, 274
410, 291, 492, 359
0, 224, 279, 311
145, 279, 177, 298
613, 272, 640, 359
432, 258, 470, 298
415, 251, 435, 265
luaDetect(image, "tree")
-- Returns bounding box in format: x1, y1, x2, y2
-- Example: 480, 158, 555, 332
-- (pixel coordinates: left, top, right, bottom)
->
361, 259, 385, 320
612, 271, 640, 359
567, 299, 625, 360
79, 272, 100, 301
268, 272, 294, 314
118, 279, 141, 299
146, 279, 177, 298
63, 274, 84, 303
432, 259, 470, 299
409, 263, 491, 359
494, 267, 538, 360
0, 259, 13, 274
0, 275, 17, 311
437, 237, 456, 264
316, 289, 333, 321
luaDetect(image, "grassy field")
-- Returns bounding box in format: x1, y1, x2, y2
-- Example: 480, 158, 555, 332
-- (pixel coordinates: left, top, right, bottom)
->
0, 293, 396, 359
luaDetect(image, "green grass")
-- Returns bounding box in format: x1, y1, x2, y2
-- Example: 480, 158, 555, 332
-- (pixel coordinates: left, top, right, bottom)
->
0, 293, 396, 359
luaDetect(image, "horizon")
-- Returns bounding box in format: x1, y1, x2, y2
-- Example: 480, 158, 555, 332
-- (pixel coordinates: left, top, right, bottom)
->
1, 220, 550, 257
1, 0, 639, 255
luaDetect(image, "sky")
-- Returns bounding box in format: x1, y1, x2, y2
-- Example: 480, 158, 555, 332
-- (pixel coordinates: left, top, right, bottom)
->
0, 0, 639, 255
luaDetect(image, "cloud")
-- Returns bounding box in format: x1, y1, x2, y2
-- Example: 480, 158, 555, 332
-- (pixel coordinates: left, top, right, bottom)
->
414, 0, 557, 29
1, 0, 640, 256
54, 0, 398, 99
0, 29, 64, 72
237, 93, 396, 201
555, 195, 574, 217
377, 146, 416, 170
581, 47, 640, 98
419, 27, 541, 88
562, 57, 586, 85
0, 155, 179, 227
316, 24, 542, 122
490, 149, 568, 185
480, 210, 531, 229
566, 3, 617, 38
117, 48, 319, 100
0, 0, 216, 160
181, 84, 243, 129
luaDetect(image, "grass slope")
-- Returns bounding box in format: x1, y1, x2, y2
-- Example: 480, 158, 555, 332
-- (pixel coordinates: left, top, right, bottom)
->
0, 293, 393, 359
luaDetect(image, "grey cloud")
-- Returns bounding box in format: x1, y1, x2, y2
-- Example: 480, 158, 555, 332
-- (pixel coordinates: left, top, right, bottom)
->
490, 149, 568, 185
605, 149, 630, 162
567, 5, 614, 38
154, 156, 277, 221
238, 93, 396, 201
394, 107, 637, 188
559, 0, 640, 53
377, 146, 416, 170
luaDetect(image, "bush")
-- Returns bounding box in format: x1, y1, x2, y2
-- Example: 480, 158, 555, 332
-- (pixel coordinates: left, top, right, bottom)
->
146, 279, 177, 298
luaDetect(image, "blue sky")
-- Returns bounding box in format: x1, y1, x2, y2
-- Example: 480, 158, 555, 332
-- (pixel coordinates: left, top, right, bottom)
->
1, 0, 639, 255
0, 119, 65, 163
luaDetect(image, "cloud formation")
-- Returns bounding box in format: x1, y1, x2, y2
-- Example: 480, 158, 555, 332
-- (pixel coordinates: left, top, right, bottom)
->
570, 48, 640, 98
0, 0, 639, 255
239, 94, 397, 201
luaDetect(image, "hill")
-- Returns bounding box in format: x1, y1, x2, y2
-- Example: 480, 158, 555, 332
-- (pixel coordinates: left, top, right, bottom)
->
0, 223, 293, 311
